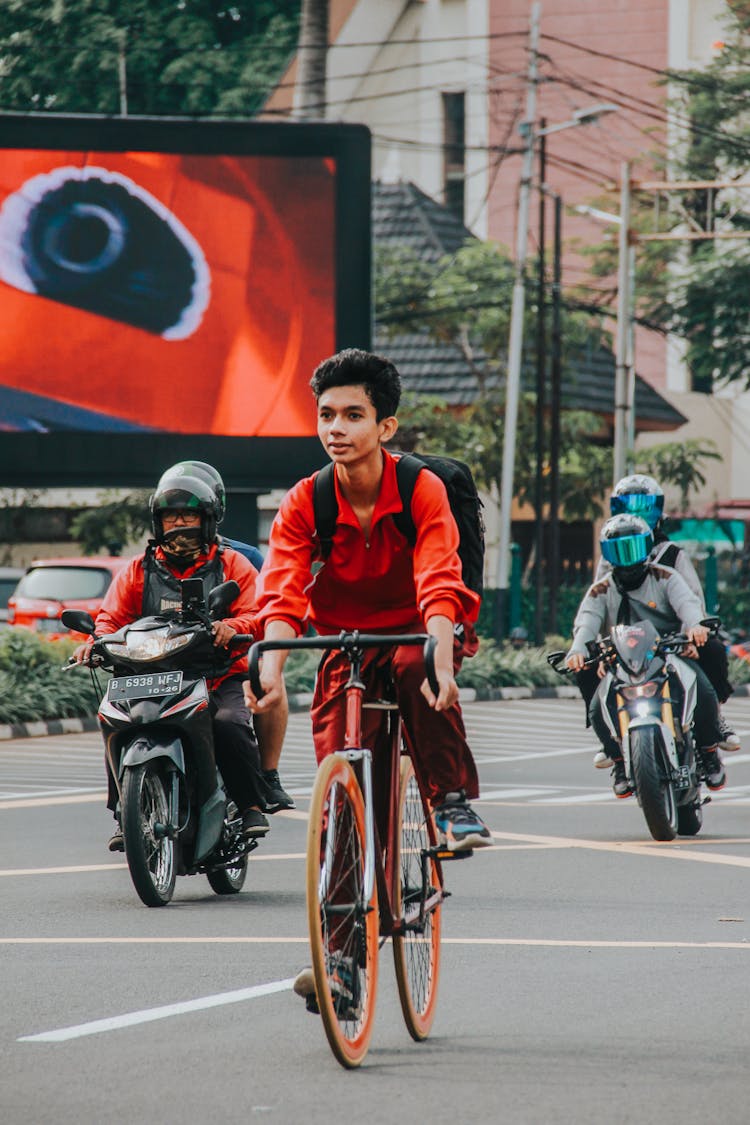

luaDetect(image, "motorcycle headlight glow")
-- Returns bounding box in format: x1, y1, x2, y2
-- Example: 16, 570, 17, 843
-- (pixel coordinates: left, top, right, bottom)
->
103, 628, 192, 663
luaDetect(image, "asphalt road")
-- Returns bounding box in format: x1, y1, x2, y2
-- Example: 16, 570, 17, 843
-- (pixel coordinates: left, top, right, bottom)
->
4, 697, 750, 1124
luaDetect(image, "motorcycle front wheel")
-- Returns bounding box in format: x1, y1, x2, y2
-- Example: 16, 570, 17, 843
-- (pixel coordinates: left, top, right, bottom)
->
630, 727, 678, 841
122, 762, 177, 907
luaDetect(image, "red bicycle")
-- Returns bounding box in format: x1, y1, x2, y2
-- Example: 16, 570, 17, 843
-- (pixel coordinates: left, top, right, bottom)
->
249, 630, 469, 1068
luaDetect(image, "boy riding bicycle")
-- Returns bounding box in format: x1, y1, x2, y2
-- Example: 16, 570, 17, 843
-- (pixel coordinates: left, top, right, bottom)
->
246, 348, 491, 853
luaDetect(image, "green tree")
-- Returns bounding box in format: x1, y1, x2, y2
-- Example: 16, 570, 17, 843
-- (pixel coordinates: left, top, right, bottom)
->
661, 5, 750, 391
69, 489, 150, 555
0, 1, 300, 117
377, 239, 614, 521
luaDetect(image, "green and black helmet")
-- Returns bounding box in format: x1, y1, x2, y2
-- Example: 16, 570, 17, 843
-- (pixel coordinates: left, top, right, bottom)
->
157, 461, 226, 524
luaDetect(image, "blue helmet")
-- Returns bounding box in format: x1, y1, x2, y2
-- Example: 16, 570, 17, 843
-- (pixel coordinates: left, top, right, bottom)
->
600, 513, 654, 569
610, 474, 664, 529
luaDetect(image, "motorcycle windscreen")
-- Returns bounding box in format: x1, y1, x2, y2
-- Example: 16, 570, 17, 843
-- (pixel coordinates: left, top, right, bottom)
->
611, 620, 660, 676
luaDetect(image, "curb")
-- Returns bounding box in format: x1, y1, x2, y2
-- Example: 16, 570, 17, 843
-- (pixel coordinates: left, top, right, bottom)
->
4, 682, 749, 741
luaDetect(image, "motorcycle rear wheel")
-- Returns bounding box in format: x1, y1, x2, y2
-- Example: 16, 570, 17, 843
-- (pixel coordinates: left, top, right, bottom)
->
206, 861, 248, 895
122, 762, 177, 907
630, 727, 678, 841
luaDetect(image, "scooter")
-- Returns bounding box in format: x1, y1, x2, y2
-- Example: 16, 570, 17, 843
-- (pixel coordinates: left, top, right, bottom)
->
63, 578, 257, 906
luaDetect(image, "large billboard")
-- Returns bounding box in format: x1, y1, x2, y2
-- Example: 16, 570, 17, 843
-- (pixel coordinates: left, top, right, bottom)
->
0, 114, 371, 489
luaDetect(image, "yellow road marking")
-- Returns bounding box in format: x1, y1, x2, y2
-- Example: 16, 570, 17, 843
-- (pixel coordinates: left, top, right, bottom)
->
490, 829, 750, 869
0, 792, 107, 809
0, 853, 306, 877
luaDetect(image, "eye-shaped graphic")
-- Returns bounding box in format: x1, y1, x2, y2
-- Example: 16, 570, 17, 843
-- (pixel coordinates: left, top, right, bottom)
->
0, 166, 210, 339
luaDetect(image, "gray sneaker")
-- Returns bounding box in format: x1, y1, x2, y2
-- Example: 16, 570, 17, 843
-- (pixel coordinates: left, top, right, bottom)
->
718, 717, 740, 752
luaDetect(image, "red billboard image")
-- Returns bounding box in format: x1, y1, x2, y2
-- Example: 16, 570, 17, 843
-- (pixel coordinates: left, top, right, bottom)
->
0, 149, 336, 436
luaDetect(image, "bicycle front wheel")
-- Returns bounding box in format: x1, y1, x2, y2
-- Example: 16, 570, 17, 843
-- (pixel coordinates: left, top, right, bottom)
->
306, 754, 379, 1069
393, 755, 442, 1040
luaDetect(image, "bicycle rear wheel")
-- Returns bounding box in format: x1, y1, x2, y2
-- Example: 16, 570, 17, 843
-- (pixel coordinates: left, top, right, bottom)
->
306, 754, 379, 1069
393, 754, 442, 1040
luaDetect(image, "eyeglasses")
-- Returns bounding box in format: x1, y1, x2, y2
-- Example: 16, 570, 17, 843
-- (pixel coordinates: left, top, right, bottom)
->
161, 511, 201, 527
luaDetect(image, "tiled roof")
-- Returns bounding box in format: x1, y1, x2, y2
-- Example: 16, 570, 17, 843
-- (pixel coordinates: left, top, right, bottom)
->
372, 181, 686, 430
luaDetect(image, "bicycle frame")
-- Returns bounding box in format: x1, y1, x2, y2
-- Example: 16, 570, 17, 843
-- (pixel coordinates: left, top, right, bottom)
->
249, 630, 442, 934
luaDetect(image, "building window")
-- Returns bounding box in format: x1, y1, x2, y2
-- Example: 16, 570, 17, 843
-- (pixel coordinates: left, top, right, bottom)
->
442, 91, 465, 222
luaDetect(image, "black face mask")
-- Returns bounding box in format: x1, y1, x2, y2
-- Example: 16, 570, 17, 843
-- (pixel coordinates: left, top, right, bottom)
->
614, 562, 648, 592
161, 525, 203, 567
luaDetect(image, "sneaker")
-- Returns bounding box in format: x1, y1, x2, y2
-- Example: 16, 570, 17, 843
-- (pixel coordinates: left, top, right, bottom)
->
611, 759, 633, 799
241, 808, 270, 837
718, 717, 741, 752
593, 749, 614, 769
293, 955, 360, 1019
701, 746, 726, 791
433, 791, 492, 851
107, 827, 124, 853
263, 768, 296, 812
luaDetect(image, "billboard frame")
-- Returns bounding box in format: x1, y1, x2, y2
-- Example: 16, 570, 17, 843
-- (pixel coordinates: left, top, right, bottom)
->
0, 112, 371, 491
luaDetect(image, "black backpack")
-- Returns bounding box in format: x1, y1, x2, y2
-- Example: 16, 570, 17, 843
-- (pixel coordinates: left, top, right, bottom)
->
312, 453, 485, 596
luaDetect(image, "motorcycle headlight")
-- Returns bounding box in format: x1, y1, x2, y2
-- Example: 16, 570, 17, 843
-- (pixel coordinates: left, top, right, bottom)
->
103, 628, 193, 663
621, 683, 659, 700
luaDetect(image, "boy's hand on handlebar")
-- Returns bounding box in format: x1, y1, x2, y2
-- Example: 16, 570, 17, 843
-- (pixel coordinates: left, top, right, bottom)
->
420, 667, 458, 712
244, 667, 284, 713
212, 621, 236, 648
565, 653, 585, 672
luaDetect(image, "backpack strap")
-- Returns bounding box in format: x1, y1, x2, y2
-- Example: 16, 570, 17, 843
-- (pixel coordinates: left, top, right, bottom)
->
312, 455, 427, 556
392, 453, 425, 546
312, 462, 338, 559
655, 541, 680, 570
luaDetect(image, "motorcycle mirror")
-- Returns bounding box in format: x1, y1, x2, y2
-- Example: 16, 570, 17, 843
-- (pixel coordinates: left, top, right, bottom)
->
208, 579, 240, 617
60, 609, 96, 635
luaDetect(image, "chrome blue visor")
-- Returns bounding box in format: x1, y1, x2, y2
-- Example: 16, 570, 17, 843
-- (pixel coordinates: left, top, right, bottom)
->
610, 492, 664, 528
600, 531, 653, 567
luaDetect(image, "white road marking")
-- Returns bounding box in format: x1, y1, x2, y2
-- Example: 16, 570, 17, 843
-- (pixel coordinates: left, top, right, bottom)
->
19, 978, 297, 1043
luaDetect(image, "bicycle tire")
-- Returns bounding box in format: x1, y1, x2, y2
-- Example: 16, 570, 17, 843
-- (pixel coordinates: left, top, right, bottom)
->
393, 754, 442, 1040
306, 754, 379, 1069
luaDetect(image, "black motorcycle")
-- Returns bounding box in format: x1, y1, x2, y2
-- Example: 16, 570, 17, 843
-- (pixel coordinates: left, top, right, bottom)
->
63, 578, 257, 907
549, 618, 721, 841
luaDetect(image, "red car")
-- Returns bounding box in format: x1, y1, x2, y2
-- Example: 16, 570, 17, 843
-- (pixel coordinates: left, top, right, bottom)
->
7, 556, 131, 640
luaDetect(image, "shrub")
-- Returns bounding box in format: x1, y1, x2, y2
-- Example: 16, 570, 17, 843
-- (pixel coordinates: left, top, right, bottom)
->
0, 629, 103, 724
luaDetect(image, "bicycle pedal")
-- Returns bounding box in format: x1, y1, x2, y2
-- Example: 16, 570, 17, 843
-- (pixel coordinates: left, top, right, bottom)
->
433, 847, 473, 861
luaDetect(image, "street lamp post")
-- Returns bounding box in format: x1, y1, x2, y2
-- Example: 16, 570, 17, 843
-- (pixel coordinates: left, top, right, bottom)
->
494, 100, 617, 640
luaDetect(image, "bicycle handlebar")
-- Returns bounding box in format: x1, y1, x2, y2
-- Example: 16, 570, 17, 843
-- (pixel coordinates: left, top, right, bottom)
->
248, 631, 440, 700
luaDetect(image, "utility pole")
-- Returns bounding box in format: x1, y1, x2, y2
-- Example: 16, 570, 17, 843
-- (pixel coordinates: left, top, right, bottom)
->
613, 162, 631, 484
494, 0, 541, 642
534, 123, 547, 645
548, 192, 562, 634
295, 0, 329, 119
118, 28, 128, 117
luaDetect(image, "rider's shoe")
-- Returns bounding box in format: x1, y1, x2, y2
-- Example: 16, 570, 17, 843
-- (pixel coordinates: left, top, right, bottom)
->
262, 768, 296, 812
241, 808, 270, 837
107, 827, 124, 852
593, 750, 613, 769
433, 791, 492, 851
718, 716, 741, 752
701, 746, 726, 791
611, 759, 633, 799
293, 955, 360, 1019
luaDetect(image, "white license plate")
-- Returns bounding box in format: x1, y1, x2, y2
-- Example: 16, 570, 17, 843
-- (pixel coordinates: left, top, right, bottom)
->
108, 671, 183, 701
